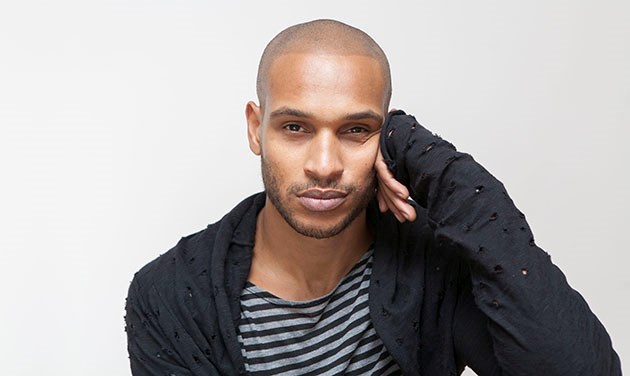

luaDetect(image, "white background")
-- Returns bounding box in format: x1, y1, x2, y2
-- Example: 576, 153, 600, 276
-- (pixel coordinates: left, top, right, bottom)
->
1, 1, 628, 374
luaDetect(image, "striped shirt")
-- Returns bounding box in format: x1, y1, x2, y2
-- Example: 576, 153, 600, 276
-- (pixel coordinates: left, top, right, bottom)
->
237, 250, 401, 375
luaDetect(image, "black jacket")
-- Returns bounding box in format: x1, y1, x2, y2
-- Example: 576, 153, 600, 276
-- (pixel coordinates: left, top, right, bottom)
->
125, 111, 621, 375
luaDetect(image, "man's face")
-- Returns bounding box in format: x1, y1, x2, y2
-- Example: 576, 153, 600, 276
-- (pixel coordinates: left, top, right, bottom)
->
247, 52, 387, 239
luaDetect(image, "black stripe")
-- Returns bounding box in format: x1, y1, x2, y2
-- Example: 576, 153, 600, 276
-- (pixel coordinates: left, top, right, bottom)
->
238, 251, 400, 375
300, 335, 382, 376
345, 344, 390, 376
239, 273, 370, 325
243, 299, 370, 354
248, 325, 376, 375
239, 290, 370, 343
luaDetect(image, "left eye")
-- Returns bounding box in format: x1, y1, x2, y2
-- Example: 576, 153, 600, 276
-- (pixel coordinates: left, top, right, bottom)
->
348, 127, 368, 134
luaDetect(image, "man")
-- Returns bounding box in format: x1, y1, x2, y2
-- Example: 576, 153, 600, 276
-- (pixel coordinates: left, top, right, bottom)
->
125, 19, 620, 375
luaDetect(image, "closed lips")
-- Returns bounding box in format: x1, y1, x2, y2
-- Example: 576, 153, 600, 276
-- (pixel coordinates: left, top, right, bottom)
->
298, 190, 347, 211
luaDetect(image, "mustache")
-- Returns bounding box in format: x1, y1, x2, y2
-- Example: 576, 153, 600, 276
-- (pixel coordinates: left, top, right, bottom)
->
287, 180, 356, 195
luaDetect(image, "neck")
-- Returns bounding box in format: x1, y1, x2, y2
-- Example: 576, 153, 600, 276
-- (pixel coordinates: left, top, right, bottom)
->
249, 197, 373, 301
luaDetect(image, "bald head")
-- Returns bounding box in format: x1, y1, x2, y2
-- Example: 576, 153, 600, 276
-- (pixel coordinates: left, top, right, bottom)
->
256, 19, 392, 109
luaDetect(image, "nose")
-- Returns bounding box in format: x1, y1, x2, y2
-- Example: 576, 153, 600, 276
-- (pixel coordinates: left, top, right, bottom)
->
303, 131, 344, 185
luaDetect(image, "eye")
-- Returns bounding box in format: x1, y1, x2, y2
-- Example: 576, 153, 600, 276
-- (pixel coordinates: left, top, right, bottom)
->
347, 126, 369, 134
283, 123, 304, 132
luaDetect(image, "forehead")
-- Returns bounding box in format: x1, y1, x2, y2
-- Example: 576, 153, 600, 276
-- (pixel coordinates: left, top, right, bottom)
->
263, 52, 387, 119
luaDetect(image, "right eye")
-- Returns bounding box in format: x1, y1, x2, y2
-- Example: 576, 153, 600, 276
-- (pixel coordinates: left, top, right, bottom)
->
284, 123, 304, 132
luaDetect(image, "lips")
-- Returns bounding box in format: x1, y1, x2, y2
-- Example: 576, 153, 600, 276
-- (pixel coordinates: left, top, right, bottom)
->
297, 189, 347, 212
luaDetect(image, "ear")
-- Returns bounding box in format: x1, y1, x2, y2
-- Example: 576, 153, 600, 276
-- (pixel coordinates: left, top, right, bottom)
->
246, 101, 262, 156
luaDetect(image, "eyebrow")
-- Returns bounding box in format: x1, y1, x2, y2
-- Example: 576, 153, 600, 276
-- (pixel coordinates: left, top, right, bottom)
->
269, 107, 383, 124
269, 107, 313, 119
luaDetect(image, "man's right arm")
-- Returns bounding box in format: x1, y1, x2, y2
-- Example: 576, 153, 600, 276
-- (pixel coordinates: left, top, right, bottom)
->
125, 277, 197, 375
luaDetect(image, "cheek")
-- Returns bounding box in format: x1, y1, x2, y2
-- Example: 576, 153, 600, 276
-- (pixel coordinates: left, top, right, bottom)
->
343, 140, 379, 171
262, 146, 302, 186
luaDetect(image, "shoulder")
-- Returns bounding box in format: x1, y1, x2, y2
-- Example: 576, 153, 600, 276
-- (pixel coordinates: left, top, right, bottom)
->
128, 192, 264, 302
128, 226, 215, 301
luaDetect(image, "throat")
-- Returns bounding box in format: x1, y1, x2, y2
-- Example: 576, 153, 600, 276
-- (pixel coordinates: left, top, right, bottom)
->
248, 204, 374, 301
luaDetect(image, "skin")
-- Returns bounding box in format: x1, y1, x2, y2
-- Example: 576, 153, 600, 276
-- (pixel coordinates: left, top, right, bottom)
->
245, 51, 415, 301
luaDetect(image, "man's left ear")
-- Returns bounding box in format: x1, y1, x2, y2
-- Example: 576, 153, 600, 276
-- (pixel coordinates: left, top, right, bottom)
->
245, 101, 262, 156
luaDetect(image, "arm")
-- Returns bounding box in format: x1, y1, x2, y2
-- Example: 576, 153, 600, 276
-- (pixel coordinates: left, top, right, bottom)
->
125, 276, 226, 376
125, 279, 195, 375
377, 110, 621, 375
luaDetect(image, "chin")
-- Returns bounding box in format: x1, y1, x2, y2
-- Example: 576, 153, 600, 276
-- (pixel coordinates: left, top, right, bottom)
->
287, 218, 355, 239
280, 200, 368, 239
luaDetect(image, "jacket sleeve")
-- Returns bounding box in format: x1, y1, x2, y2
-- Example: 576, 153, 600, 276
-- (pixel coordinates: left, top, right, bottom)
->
125, 277, 195, 375
380, 110, 621, 375
126, 273, 225, 376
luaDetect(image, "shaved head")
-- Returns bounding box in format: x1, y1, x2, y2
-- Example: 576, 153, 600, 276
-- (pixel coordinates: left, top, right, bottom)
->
256, 19, 392, 110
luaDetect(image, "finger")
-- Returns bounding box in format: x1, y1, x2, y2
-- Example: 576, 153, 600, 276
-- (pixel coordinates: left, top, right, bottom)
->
375, 147, 416, 221
376, 188, 387, 213
380, 181, 416, 222
375, 154, 410, 200
379, 183, 406, 222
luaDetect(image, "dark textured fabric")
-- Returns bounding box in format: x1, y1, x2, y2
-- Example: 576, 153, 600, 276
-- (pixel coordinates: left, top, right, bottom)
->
125, 110, 621, 375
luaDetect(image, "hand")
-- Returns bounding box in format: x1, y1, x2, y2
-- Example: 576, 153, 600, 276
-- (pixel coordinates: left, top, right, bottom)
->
375, 147, 417, 222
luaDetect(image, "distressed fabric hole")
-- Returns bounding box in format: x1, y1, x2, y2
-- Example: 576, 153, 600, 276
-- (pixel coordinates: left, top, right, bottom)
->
475, 185, 484, 193
493, 265, 503, 273
489, 212, 498, 221
387, 129, 394, 138
424, 142, 435, 152
445, 156, 457, 165
521, 268, 529, 276
492, 300, 500, 308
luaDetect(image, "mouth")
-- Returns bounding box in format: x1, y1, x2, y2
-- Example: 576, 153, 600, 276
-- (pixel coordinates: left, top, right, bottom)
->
297, 189, 348, 212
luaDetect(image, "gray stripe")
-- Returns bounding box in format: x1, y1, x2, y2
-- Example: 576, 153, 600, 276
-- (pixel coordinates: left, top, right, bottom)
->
237, 249, 401, 375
